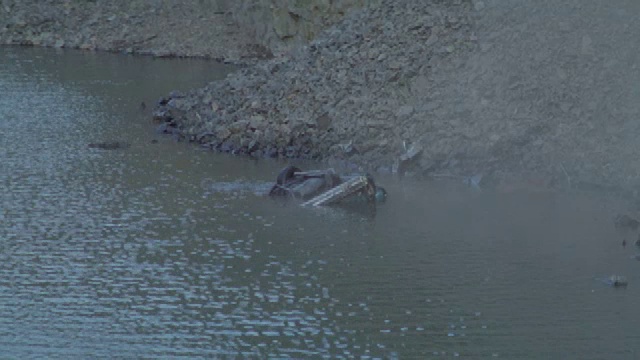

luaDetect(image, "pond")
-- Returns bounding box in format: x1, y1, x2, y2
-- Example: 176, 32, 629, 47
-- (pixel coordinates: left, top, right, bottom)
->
1, 47, 639, 359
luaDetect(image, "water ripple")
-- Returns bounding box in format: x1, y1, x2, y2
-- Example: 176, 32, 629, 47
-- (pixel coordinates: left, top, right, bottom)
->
2, 48, 640, 359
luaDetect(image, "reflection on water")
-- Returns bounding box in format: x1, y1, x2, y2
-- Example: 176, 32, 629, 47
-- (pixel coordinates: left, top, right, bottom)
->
1, 48, 640, 359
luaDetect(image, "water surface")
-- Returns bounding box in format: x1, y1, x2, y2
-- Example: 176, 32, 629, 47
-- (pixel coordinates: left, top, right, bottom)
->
1, 47, 639, 359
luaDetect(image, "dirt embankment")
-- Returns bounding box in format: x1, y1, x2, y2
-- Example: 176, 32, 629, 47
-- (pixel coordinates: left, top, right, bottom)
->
1, 0, 246, 61
0, 0, 367, 63
4, 0, 640, 195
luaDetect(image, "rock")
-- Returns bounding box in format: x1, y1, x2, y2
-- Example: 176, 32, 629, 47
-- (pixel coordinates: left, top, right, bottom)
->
215, 126, 231, 141
264, 146, 278, 158
169, 91, 185, 99
336, 140, 356, 155
393, 142, 424, 174
608, 275, 628, 288
581, 35, 593, 55
219, 140, 235, 153
399, 142, 423, 163
228, 120, 249, 133
155, 123, 169, 133
247, 139, 260, 153
396, 105, 415, 118
426, 33, 439, 46
152, 109, 172, 123
196, 131, 215, 142
249, 115, 265, 130
315, 113, 332, 131
273, 8, 299, 39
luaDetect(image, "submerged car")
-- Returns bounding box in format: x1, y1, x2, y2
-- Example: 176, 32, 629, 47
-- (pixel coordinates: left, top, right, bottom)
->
268, 165, 387, 207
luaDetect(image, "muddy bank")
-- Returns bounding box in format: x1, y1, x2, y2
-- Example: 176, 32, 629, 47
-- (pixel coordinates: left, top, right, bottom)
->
153, 0, 640, 194
0, 0, 368, 63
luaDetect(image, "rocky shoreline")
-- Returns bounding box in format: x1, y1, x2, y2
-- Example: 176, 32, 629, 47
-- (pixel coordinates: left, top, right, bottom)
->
0, 0, 370, 64
151, 0, 640, 195
4, 0, 640, 196
0, 0, 265, 63
152, 1, 478, 172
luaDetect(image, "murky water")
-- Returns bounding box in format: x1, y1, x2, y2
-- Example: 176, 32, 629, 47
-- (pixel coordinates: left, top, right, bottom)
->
1, 47, 640, 359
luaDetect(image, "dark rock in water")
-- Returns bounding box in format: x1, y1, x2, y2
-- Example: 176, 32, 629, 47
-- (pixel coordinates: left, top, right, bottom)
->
156, 123, 181, 136
600, 275, 629, 288
152, 109, 173, 123
87, 141, 130, 150
196, 131, 215, 143
155, 123, 169, 133
247, 139, 260, 153
608, 275, 628, 287
249, 148, 264, 158
265, 146, 278, 158
219, 141, 235, 153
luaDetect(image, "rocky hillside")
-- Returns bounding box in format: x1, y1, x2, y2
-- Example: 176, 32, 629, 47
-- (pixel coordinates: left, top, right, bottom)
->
154, 0, 640, 193
153, 0, 476, 169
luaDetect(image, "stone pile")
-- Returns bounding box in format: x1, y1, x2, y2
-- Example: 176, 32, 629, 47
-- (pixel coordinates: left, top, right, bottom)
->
154, 0, 477, 176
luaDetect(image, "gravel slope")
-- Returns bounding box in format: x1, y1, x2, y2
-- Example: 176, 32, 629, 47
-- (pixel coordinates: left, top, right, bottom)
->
4, 0, 640, 195
154, 0, 640, 194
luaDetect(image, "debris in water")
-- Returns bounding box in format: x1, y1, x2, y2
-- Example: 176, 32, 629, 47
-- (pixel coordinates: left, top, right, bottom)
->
604, 275, 628, 288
